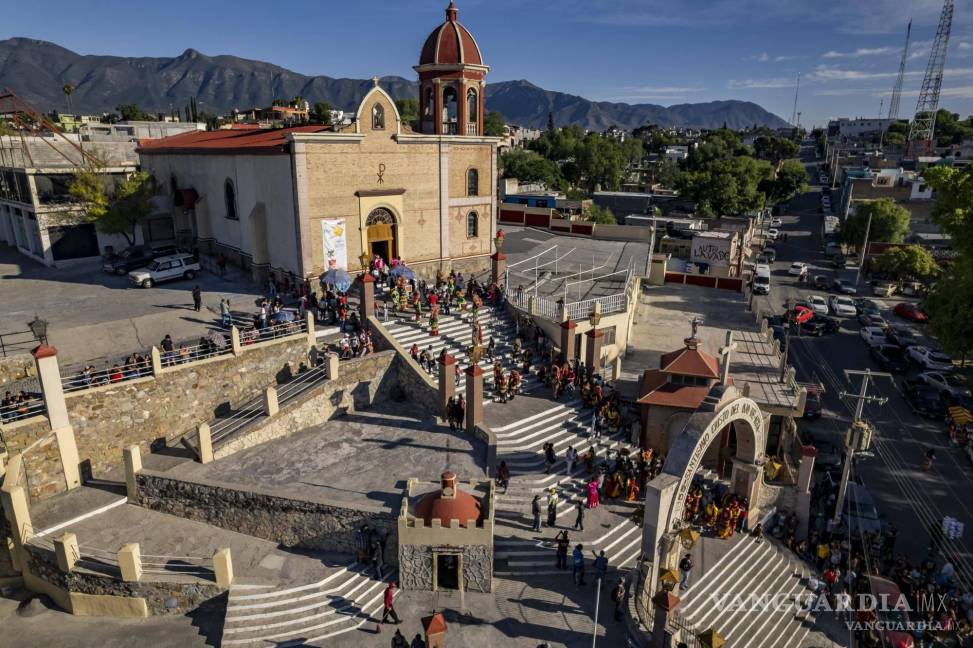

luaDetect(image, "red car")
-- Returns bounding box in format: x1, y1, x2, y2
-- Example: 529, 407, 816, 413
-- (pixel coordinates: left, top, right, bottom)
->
894, 302, 928, 323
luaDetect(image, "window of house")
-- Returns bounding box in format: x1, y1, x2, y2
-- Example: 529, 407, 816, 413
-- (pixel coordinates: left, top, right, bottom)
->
467, 168, 479, 196
466, 211, 479, 238
601, 325, 617, 346
372, 103, 385, 130
224, 180, 238, 220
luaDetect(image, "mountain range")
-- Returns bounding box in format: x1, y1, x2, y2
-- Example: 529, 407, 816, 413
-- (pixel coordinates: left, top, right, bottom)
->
0, 38, 790, 131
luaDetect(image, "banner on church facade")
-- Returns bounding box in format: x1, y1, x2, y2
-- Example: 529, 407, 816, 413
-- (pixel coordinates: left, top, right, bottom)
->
321, 219, 348, 270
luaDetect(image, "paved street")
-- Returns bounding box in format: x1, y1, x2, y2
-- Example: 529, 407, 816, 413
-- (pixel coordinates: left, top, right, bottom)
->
751, 145, 973, 589
0, 246, 264, 365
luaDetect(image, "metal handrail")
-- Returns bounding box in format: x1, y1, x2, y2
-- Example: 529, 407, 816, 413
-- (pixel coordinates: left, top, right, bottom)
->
0, 396, 45, 423
61, 358, 154, 392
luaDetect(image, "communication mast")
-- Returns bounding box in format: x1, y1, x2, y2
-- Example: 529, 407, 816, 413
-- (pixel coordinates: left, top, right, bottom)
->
908, 0, 954, 157
790, 73, 801, 127
888, 19, 912, 121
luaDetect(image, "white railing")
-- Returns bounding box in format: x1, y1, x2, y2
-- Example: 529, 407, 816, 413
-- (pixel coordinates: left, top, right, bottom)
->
566, 291, 627, 321
466, 123, 478, 136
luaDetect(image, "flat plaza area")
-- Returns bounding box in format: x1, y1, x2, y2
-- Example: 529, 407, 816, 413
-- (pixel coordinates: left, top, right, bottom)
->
0, 245, 264, 365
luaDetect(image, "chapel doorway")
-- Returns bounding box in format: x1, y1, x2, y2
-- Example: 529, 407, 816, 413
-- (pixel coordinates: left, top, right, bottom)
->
434, 553, 461, 590
366, 207, 398, 264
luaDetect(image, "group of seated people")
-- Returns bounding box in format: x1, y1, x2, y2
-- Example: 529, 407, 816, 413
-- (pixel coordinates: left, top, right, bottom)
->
683, 481, 751, 540
0, 390, 41, 422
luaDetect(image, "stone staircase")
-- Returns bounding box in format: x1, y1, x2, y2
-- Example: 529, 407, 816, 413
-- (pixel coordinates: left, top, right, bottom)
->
676, 535, 820, 648
221, 562, 398, 647
380, 305, 540, 398
490, 398, 644, 578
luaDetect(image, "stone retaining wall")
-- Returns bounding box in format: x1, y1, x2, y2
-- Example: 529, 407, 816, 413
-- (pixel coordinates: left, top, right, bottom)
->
136, 471, 399, 564
23, 544, 221, 616
215, 351, 397, 458
1, 419, 66, 500
0, 353, 35, 388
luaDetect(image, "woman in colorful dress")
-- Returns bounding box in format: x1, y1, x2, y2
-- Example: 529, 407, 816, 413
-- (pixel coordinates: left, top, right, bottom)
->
586, 478, 600, 509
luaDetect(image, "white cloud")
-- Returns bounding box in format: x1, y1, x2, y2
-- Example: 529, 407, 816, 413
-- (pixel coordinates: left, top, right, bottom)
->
823, 47, 896, 59
960, 42, 973, 50
774, 55, 802, 62
728, 77, 796, 89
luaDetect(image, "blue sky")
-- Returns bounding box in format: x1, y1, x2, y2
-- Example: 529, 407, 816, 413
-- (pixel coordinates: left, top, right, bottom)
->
3, 0, 973, 127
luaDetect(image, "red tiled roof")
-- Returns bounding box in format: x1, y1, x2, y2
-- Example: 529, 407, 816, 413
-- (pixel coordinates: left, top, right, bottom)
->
637, 369, 710, 409
137, 125, 331, 155
419, 2, 483, 66
660, 345, 720, 379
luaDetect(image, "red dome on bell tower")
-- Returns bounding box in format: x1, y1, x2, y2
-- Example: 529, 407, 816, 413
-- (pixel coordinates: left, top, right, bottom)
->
415, 2, 490, 136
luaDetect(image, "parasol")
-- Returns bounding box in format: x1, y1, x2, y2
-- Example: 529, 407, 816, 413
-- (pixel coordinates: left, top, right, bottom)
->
319, 268, 352, 292
391, 265, 416, 280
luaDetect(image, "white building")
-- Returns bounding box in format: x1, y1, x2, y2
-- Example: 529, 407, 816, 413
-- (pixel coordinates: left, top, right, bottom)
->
828, 118, 897, 140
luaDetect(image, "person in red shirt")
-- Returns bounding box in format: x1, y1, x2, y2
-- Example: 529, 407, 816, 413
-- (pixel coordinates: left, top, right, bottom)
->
382, 581, 400, 625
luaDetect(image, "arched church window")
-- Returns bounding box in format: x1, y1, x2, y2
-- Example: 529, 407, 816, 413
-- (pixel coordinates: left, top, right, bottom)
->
372, 103, 385, 130
366, 208, 396, 226
467, 168, 479, 197
467, 88, 478, 123
466, 211, 479, 238
224, 180, 237, 220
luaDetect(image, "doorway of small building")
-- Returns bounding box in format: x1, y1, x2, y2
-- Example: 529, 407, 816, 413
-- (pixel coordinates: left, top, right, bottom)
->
434, 552, 461, 591
369, 239, 391, 266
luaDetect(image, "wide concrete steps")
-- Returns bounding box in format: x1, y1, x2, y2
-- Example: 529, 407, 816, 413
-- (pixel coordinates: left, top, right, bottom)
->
221, 563, 397, 647
677, 536, 818, 648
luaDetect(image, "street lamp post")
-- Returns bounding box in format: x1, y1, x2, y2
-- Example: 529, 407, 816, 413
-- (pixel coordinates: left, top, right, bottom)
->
780, 299, 794, 382
27, 315, 48, 345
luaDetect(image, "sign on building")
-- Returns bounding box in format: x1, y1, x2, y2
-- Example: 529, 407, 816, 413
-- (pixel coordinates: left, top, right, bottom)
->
321, 219, 347, 270
690, 232, 733, 268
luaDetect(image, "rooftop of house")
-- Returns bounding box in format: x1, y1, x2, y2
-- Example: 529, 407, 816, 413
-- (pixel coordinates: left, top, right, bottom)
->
137, 125, 332, 155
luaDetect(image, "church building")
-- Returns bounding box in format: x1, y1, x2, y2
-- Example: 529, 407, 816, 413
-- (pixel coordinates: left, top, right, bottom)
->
138, 2, 498, 282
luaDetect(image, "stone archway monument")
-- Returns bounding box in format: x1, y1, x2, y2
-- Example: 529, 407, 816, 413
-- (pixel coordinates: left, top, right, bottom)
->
641, 383, 768, 593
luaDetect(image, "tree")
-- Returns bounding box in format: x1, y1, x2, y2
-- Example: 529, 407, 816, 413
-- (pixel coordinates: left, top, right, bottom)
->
115, 104, 154, 121
838, 199, 910, 247
547, 112, 555, 132
872, 245, 939, 281
932, 109, 973, 147
586, 204, 617, 224
763, 159, 808, 203
923, 165, 973, 256
499, 148, 562, 188
925, 256, 973, 365
311, 101, 333, 125
484, 110, 505, 137
69, 170, 155, 246
753, 135, 798, 164
394, 99, 418, 124
677, 155, 773, 216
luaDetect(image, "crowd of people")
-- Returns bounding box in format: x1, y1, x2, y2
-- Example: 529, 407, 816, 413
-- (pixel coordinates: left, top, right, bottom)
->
0, 389, 42, 423
682, 482, 751, 540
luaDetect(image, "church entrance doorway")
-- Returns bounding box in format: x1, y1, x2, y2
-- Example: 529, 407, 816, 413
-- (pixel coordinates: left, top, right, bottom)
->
366, 208, 398, 265
434, 553, 461, 590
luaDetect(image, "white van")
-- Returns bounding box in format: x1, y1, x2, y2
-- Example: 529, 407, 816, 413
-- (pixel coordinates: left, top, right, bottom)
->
129, 253, 201, 288
753, 264, 771, 295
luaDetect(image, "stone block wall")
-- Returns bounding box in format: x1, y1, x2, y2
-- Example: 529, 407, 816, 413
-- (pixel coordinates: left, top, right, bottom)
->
136, 471, 399, 564
1, 418, 66, 500
215, 351, 397, 458
398, 543, 492, 593
23, 544, 221, 616
0, 353, 35, 388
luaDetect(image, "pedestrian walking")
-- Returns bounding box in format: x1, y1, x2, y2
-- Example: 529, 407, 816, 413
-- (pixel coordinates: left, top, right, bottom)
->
219, 298, 232, 328
593, 550, 608, 582
679, 553, 693, 590
410, 635, 427, 648
555, 530, 569, 570
216, 253, 227, 277
572, 544, 586, 587
372, 537, 385, 580
565, 446, 577, 475
390, 629, 408, 647
531, 495, 542, 532
376, 526, 388, 563
381, 582, 400, 624
574, 498, 585, 531
611, 581, 626, 621
356, 524, 371, 564
546, 487, 558, 527
192, 285, 202, 312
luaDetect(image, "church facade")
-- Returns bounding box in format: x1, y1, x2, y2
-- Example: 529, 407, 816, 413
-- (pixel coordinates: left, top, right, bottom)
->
138, 2, 498, 282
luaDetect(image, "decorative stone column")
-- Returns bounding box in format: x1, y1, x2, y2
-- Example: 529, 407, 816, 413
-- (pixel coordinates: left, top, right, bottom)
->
213, 548, 234, 588
796, 445, 817, 540
730, 457, 764, 514
465, 365, 484, 433
123, 445, 142, 504
32, 345, 81, 491
651, 590, 681, 648
560, 317, 577, 362
357, 272, 375, 321
585, 327, 603, 374
54, 532, 79, 572
438, 353, 456, 418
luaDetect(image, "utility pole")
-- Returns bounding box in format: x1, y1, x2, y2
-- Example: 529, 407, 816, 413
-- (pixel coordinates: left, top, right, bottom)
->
833, 369, 891, 523
780, 298, 795, 382
591, 576, 602, 647
854, 196, 871, 288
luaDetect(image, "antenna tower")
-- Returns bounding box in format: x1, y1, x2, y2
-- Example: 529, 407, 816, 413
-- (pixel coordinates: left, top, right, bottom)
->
908, 0, 954, 157
888, 19, 912, 120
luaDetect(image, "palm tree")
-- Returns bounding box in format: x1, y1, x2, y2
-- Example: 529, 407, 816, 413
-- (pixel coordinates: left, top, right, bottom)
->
62, 84, 75, 115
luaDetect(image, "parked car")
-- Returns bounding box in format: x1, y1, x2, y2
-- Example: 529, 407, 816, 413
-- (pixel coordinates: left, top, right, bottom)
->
859, 326, 889, 347
872, 280, 897, 297
803, 388, 823, 419
832, 278, 858, 295
903, 377, 948, 419
812, 274, 830, 290
829, 295, 857, 317
855, 300, 883, 325
894, 302, 928, 323
759, 248, 777, 263
840, 482, 883, 536
831, 254, 848, 269
855, 576, 915, 648
770, 217, 783, 227
788, 262, 808, 277
869, 345, 910, 374
767, 228, 780, 241
907, 346, 954, 372
806, 295, 829, 316
102, 244, 178, 275
884, 326, 918, 349
919, 372, 972, 399
128, 253, 201, 288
